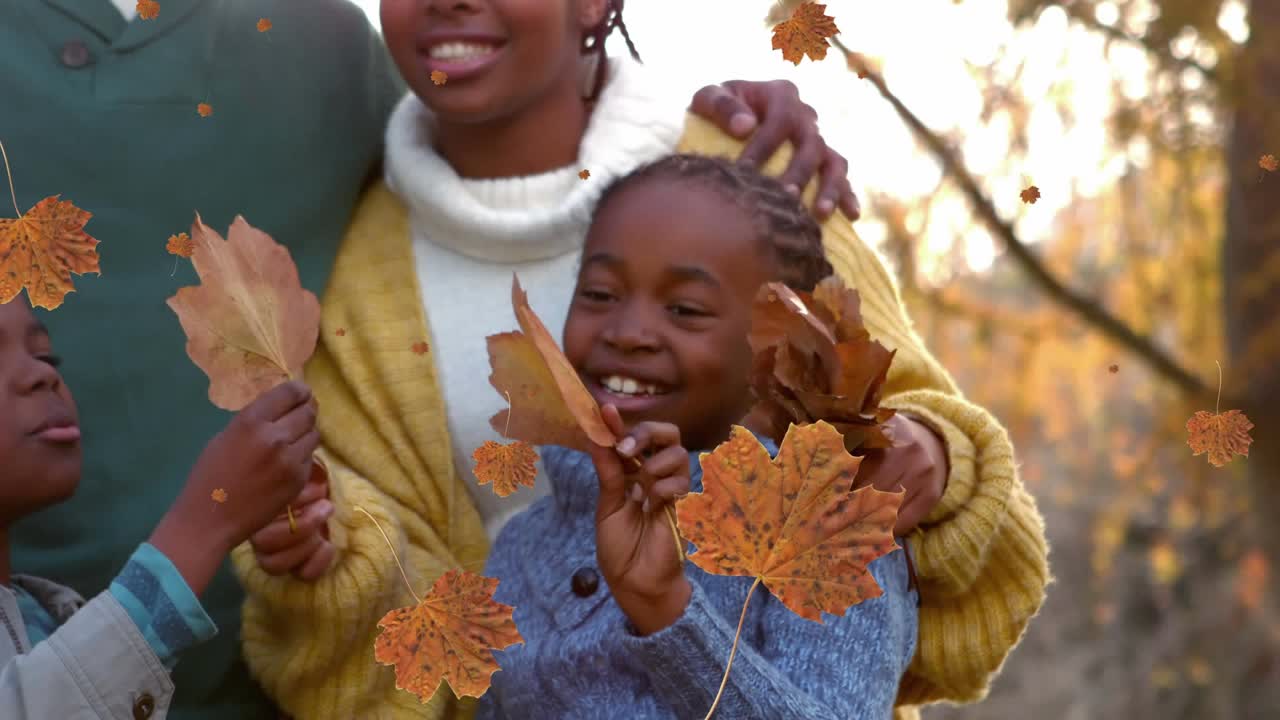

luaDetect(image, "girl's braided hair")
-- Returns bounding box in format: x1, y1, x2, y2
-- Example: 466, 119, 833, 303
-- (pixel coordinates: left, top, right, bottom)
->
582, 0, 641, 102
595, 154, 835, 292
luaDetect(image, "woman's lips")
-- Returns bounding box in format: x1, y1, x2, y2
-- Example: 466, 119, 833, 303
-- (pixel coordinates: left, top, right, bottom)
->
34, 424, 80, 443
419, 44, 506, 83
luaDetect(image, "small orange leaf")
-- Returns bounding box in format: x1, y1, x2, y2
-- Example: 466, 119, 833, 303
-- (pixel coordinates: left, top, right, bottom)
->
1186, 408, 1253, 466
137, 0, 159, 20
411, 341, 429, 355
1237, 548, 1269, 611
472, 440, 539, 497
1260, 154, 1278, 172
771, 3, 839, 65
335, 327, 346, 336
1108, 364, 1119, 373
166, 232, 193, 258
374, 569, 522, 701
431, 70, 448, 86
211, 488, 228, 503
257, 18, 272, 33
1020, 185, 1040, 204
578, 169, 590, 180
0, 196, 102, 310
197, 103, 213, 117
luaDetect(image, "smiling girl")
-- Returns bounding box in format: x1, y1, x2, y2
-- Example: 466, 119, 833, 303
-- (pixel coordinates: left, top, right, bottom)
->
229, 2, 1049, 719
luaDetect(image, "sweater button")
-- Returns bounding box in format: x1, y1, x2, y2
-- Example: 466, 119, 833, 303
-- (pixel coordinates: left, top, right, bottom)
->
60, 40, 93, 69
571, 567, 599, 597
132, 692, 156, 719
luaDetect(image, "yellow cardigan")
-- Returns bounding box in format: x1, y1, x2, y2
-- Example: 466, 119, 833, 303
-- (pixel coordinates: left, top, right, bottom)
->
231, 115, 1049, 720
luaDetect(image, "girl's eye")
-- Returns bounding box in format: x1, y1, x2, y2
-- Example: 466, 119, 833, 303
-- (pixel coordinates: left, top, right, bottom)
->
39, 355, 62, 368
580, 289, 614, 302
668, 304, 708, 318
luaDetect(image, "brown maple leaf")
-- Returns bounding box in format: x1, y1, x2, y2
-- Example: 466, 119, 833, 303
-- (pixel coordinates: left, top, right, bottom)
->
374, 569, 523, 701
771, 2, 839, 65
197, 103, 213, 117
1108, 364, 1119, 374
486, 274, 615, 452
472, 440, 539, 497
166, 232, 193, 258
431, 70, 448, 86
746, 278, 896, 454
137, 0, 159, 20
165, 214, 320, 411
1021, 185, 1040, 204
1260, 154, 1278, 172
1187, 409, 1253, 467
335, 327, 346, 336
257, 18, 272, 32
578, 169, 590, 180
0, 196, 101, 310
411, 341, 429, 355
211, 488, 228, 503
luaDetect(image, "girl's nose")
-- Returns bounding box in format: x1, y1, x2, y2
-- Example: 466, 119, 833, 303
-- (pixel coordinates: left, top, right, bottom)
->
602, 304, 660, 352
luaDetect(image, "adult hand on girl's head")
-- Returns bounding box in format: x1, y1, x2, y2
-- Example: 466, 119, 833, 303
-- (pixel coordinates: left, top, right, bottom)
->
689, 79, 860, 222
587, 405, 692, 636
853, 413, 949, 535
249, 465, 335, 581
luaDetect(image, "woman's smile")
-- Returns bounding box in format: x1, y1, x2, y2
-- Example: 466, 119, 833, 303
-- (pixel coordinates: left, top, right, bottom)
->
418, 34, 508, 82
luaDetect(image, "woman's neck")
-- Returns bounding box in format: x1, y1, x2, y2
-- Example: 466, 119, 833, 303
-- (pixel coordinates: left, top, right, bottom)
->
432, 65, 596, 179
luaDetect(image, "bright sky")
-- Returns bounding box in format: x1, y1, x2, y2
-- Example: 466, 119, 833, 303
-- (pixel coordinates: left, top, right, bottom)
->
350, 0, 1249, 281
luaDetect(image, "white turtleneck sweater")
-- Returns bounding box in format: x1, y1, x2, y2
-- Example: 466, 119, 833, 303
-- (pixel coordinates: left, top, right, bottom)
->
383, 58, 687, 540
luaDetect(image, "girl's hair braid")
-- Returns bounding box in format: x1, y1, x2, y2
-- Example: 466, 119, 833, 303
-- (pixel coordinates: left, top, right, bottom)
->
595, 154, 835, 292
582, 0, 641, 102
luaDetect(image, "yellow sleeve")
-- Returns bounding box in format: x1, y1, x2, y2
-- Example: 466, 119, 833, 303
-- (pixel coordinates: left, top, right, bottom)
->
676, 114, 1050, 707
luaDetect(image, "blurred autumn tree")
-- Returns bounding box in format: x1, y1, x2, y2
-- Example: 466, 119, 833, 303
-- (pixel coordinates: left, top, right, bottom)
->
814, 0, 1277, 717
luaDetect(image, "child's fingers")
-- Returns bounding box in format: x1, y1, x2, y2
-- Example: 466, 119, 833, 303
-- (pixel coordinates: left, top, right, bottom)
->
616, 421, 681, 460
286, 429, 322, 470
648, 474, 691, 504
600, 403, 626, 439
244, 380, 312, 423
588, 405, 630, 516
256, 529, 325, 576
639, 445, 689, 483
254, 499, 333, 554
290, 466, 329, 506
274, 399, 319, 446
292, 541, 336, 582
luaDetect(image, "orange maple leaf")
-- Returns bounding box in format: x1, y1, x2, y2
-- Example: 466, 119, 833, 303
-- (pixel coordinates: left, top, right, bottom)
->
211, 488, 228, 503
1108, 364, 1119, 373
137, 0, 159, 20
1185, 361, 1254, 467
411, 340, 429, 355
257, 18, 272, 33
335, 327, 346, 336
374, 569, 522, 701
1236, 548, 1269, 611
1021, 185, 1040, 204
472, 440, 539, 497
165, 214, 320, 411
0, 196, 101, 310
771, 2, 840, 65
166, 232, 193, 258
486, 274, 615, 452
197, 103, 213, 117
578, 169, 590, 180
431, 70, 448, 86
1260, 154, 1278, 172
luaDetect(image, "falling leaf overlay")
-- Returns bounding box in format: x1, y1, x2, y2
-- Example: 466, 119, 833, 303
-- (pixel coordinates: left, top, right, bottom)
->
166, 232, 193, 258
411, 341, 429, 355
257, 18, 272, 33
197, 103, 213, 118
335, 327, 346, 336
137, 0, 159, 20
487, 274, 615, 452
472, 440, 539, 497
1108, 364, 1119, 373
0, 196, 101, 310
1260, 154, 1278, 172
678, 421, 903, 621
165, 214, 321, 411
211, 488, 228, 503
374, 569, 523, 701
771, 2, 839, 65
746, 278, 897, 454
431, 70, 448, 86
1021, 185, 1041, 204
578, 169, 590, 180
1186, 409, 1253, 467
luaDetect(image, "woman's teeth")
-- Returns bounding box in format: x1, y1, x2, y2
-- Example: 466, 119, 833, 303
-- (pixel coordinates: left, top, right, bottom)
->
429, 42, 498, 61
601, 375, 664, 396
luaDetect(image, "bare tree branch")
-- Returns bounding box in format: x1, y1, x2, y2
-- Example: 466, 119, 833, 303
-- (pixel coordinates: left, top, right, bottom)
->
1054, 3, 1219, 84
834, 37, 1208, 396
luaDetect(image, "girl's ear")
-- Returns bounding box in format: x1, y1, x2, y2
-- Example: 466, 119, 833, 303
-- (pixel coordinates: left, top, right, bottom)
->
577, 0, 610, 34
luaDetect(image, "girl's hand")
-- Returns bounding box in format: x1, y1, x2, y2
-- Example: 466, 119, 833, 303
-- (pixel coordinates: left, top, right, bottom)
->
587, 404, 692, 636
249, 463, 336, 581
854, 413, 949, 535
689, 79, 859, 222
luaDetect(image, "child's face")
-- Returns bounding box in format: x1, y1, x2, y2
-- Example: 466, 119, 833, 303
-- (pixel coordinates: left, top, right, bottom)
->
380, 0, 606, 124
0, 300, 81, 523
564, 180, 774, 451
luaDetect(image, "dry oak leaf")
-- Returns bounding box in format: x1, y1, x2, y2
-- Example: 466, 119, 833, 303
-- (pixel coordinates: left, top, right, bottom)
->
166, 232, 193, 258
137, 0, 159, 20
0, 196, 101, 310
257, 18, 272, 33
746, 278, 897, 454
1260, 154, 1278, 172
678, 422, 902, 621
771, 2, 839, 65
472, 440, 539, 497
578, 169, 590, 180
1186, 408, 1254, 467
1020, 185, 1040, 204
431, 70, 448, 86
197, 103, 213, 117
487, 274, 615, 452
374, 569, 522, 701
165, 214, 320, 411
411, 340, 429, 355
211, 488, 228, 503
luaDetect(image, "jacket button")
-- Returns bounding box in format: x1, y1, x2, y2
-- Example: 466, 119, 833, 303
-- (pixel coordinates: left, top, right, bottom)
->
60, 40, 93, 69
570, 567, 599, 597
133, 692, 156, 719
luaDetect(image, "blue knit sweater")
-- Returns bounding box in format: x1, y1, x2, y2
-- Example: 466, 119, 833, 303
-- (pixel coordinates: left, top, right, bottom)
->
479, 439, 918, 720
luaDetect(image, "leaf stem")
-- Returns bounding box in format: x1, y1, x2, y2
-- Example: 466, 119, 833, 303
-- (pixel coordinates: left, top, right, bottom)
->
1215, 360, 1222, 414
0, 140, 20, 217
354, 505, 421, 604
703, 577, 761, 720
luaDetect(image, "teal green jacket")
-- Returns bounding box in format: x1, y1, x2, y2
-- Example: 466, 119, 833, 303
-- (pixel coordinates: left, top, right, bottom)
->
1, 1, 403, 717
